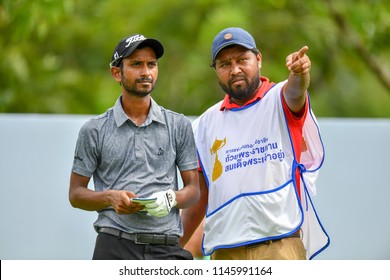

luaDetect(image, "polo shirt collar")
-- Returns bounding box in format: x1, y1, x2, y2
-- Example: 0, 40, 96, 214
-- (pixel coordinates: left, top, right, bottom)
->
148, 98, 166, 125
220, 76, 275, 111
113, 97, 128, 127
113, 96, 165, 127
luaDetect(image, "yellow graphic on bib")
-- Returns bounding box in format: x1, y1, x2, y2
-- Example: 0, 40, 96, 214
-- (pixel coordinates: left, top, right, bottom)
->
210, 137, 226, 181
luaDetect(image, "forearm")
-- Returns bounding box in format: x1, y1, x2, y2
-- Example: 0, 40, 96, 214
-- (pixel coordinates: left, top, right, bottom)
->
69, 186, 113, 211
180, 204, 206, 247
175, 169, 200, 209
175, 183, 200, 209
69, 172, 116, 211
287, 72, 310, 99
283, 73, 309, 113
284, 46, 311, 113
179, 173, 208, 247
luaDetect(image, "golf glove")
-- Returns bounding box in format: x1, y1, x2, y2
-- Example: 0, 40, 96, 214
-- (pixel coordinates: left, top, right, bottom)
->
144, 189, 177, 217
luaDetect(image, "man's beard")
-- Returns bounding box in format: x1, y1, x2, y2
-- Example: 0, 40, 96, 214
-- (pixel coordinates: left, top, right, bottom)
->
122, 77, 155, 97
218, 74, 260, 102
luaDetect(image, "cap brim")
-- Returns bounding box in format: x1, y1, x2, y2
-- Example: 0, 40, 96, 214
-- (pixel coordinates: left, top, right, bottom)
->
122, 38, 164, 60
213, 41, 254, 61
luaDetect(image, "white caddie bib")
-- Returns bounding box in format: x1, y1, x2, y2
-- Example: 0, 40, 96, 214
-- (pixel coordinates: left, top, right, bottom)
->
193, 81, 329, 259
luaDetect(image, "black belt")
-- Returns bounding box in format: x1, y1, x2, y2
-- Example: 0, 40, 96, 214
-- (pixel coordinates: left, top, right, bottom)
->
98, 227, 179, 245
246, 232, 301, 248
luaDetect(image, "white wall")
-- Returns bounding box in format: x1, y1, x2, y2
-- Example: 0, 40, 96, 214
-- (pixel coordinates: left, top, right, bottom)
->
0, 114, 389, 260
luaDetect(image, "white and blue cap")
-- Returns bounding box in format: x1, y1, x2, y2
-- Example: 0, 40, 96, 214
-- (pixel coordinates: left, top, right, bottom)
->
110, 34, 164, 67
211, 27, 257, 61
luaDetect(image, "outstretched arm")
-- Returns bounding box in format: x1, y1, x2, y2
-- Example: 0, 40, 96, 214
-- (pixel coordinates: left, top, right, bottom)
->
284, 46, 311, 113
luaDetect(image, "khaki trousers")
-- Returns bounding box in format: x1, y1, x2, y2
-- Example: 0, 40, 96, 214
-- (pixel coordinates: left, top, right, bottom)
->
211, 237, 306, 260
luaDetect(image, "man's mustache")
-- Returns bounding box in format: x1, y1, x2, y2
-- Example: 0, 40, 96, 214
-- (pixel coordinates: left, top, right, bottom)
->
229, 75, 247, 85
136, 78, 153, 83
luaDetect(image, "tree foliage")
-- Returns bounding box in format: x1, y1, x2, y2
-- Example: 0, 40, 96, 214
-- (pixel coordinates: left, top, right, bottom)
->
1, 0, 389, 117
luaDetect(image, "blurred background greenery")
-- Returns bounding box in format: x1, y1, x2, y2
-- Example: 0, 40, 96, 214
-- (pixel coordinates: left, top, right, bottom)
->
1, 0, 389, 117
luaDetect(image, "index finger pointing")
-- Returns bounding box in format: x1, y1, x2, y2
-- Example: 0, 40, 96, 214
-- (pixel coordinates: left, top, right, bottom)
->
297, 46, 309, 58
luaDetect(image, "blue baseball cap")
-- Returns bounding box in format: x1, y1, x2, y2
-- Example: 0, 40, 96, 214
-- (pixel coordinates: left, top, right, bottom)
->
211, 27, 257, 61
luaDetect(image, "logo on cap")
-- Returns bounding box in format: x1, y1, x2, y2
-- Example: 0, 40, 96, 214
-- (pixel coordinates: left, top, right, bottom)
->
224, 33, 233, 40
125, 34, 146, 48
113, 52, 120, 60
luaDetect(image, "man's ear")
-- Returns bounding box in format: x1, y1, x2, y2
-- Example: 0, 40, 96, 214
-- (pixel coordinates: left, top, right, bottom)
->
257, 53, 262, 69
110, 66, 121, 82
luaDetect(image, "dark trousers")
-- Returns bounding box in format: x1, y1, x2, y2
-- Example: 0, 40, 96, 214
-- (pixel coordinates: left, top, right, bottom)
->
92, 233, 194, 260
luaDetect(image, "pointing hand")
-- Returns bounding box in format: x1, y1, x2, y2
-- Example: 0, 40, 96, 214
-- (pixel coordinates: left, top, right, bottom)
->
286, 46, 311, 75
